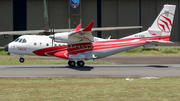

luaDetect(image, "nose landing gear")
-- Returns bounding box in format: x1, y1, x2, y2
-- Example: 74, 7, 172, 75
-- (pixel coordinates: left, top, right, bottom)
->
68, 61, 85, 67
19, 58, 25, 63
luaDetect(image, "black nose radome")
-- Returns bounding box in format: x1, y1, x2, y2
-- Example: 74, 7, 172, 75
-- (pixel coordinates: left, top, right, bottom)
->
4, 45, 8, 52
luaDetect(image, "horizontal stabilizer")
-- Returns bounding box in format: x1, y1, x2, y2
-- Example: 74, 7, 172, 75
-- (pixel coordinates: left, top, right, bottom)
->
146, 40, 174, 44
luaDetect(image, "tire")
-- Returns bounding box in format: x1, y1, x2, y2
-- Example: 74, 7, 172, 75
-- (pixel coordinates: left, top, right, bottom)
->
68, 61, 76, 67
77, 61, 84, 67
19, 58, 25, 63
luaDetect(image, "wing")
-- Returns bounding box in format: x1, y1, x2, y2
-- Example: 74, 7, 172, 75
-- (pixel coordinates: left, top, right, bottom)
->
91, 26, 142, 32
0, 21, 141, 35
0, 29, 73, 35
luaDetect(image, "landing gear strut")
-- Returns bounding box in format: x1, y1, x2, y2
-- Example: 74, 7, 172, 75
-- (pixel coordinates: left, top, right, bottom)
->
19, 57, 25, 63
68, 61, 85, 67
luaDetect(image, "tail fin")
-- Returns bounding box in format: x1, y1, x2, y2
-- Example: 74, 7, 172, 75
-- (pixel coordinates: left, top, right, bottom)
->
148, 5, 176, 41
121, 4, 176, 41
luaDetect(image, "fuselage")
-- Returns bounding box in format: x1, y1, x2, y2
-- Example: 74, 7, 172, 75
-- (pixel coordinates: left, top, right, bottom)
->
7, 35, 149, 60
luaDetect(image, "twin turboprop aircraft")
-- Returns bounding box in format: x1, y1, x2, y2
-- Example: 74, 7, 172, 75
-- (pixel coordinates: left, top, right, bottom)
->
1, 4, 176, 67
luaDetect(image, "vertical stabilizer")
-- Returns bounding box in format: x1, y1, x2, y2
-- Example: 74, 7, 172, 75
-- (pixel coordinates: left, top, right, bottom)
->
121, 5, 176, 41
148, 5, 176, 40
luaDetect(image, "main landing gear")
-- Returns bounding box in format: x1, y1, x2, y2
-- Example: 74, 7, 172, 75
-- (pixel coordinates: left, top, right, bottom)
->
68, 61, 85, 67
19, 57, 25, 63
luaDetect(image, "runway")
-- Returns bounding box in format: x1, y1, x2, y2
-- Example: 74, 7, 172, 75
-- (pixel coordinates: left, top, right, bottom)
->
0, 64, 180, 77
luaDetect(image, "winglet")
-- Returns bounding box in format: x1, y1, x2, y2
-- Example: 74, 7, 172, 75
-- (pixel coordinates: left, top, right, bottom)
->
72, 24, 81, 32
82, 21, 94, 31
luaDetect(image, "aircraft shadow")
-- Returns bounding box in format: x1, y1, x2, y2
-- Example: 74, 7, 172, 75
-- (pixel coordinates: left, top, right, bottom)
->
147, 65, 169, 68
66, 66, 94, 71
5, 65, 94, 71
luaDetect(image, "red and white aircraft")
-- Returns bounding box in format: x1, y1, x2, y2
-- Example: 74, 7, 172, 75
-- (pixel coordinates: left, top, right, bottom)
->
2, 4, 176, 67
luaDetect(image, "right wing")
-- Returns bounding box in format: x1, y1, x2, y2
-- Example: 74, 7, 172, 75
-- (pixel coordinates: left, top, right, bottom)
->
91, 26, 142, 32
0, 22, 142, 35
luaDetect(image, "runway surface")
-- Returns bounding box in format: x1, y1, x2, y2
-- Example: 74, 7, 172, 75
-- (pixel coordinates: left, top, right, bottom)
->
0, 64, 180, 77
1, 56, 180, 77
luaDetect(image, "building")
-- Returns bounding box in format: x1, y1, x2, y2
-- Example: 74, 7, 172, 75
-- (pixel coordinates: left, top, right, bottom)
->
0, 0, 179, 47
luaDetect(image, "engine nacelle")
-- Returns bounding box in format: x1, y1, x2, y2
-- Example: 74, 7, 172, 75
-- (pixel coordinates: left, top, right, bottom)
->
49, 32, 79, 43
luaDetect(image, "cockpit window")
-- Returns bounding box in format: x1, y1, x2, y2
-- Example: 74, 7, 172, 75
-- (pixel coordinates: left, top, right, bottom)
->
14, 38, 20, 42
22, 39, 27, 43
19, 39, 22, 43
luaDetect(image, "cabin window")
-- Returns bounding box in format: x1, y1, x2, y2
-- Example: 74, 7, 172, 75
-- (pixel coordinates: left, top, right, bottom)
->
46, 43, 49, 46
59, 44, 61, 47
63, 44, 65, 47
34, 43, 37, 46
91, 46, 94, 49
54, 44, 57, 47
40, 43, 42, 46
68, 45, 71, 48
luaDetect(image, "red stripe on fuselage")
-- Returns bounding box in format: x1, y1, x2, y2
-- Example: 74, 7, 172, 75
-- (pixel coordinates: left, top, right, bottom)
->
33, 35, 170, 59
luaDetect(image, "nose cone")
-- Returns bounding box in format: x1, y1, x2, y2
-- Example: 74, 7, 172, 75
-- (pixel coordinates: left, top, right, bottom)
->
4, 45, 8, 52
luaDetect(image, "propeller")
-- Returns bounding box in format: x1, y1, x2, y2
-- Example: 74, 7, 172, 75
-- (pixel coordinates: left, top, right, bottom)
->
49, 25, 55, 47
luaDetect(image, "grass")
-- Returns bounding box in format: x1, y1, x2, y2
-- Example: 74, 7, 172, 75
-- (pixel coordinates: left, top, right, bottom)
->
0, 58, 112, 65
0, 48, 10, 56
0, 77, 180, 101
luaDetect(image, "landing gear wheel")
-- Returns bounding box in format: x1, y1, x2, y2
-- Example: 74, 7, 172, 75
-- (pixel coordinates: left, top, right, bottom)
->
19, 58, 25, 63
68, 61, 76, 67
77, 61, 85, 67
